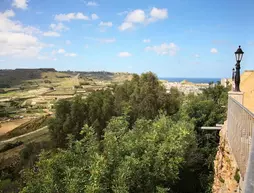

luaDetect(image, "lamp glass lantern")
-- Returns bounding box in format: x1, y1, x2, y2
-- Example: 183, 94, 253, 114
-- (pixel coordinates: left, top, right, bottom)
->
235, 46, 244, 62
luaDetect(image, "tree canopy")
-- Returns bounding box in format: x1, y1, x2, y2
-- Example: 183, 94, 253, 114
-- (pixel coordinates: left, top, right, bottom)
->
21, 115, 195, 193
19, 73, 229, 193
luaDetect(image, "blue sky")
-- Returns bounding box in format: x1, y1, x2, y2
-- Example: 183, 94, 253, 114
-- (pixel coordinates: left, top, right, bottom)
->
0, 0, 253, 78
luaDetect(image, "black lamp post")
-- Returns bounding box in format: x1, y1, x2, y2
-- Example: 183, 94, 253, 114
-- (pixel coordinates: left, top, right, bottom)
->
234, 46, 244, 92
232, 68, 235, 91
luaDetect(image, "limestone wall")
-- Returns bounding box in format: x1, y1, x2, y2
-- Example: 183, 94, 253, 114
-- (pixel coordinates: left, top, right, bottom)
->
213, 122, 241, 193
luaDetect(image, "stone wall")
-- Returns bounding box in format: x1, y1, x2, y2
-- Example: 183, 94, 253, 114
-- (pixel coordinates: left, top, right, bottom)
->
213, 122, 241, 193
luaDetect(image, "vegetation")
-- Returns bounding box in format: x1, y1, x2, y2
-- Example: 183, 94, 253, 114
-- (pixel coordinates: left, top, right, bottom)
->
22, 115, 195, 193
0, 72, 230, 193
234, 168, 240, 183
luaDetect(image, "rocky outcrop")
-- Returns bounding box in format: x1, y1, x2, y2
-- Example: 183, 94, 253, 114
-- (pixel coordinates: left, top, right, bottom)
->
213, 122, 241, 193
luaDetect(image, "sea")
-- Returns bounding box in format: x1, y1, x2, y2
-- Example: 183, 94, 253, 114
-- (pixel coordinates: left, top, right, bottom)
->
159, 77, 221, 84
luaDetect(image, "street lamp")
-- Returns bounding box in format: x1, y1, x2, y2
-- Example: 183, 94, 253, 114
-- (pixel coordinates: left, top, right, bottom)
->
234, 46, 244, 92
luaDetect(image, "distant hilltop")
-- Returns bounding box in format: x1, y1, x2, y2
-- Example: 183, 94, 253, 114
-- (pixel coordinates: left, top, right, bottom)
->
0, 68, 132, 88
15, 68, 56, 72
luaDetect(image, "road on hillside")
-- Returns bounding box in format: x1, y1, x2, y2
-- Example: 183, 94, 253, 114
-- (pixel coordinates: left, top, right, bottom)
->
0, 126, 48, 145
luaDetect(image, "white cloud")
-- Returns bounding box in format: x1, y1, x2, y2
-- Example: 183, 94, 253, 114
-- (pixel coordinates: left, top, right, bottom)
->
43, 31, 60, 37
58, 49, 66, 54
50, 23, 69, 32
84, 44, 89, 48
99, 22, 113, 27
143, 39, 151, 43
145, 43, 179, 56
150, 7, 168, 20
2, 10, 15, 18
210, 48, 218, 54
65, 53, 77, 57
52, 49, 77, 57
86, 1, 99, 6
126, 9, 145, 23
0, 10, 50, 58
12, 0, 28, 10
0, 10, 41, 34
119, 22, 133, 31
117, 11, 129, 16
0, 32, 43, 57
194, 54, 200, 58
55, 12, 89, 21
77, 13, 89, 20
66, 40, 71, 45
91, 13, 99, 20
118, 52, 132, 57
119, 7, 168, 31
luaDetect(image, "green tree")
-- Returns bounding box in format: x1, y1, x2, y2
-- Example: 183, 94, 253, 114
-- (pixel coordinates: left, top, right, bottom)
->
172, 83, 229, 193
86, 89, 116, 140
49, 96, 87, 148
21, 115, 195, 193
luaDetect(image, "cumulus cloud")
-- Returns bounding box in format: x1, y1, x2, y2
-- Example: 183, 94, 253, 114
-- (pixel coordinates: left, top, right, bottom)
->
119, 7, 168, 31
2, 10, 15, 18
0, 32, 43, 57
12, 0, 28, 10
91, 13, 99, 20
86, 1, 99, 6
0, 10, 50, 58
149, 7, 168, 21
50, 23, 69, 32
43, 31, 60, 37
145, 43, 179, 56
118, 52, 132, 57
55, 12, 90, 21
210, 48, 218, 54
143, 39, 151, 43
126, 9, 145, 23
99, 22, 113, 27
119, 22, 133, 31
65, 53, 77, 57
0, 10, 41, 34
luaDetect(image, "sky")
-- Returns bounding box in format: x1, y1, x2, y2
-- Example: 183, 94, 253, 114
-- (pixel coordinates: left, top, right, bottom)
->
0, 0, 253, 78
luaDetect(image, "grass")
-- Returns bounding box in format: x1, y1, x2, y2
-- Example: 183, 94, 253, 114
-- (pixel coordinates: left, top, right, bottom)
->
234, 168, 240, 183
45, 90, 75, 95
219, 176, 225, 183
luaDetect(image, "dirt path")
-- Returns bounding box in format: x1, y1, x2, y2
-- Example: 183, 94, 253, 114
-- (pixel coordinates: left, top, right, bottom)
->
0, 126, 48, 144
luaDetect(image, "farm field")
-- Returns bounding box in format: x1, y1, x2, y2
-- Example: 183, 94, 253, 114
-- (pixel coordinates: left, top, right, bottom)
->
0, 118, 31, 136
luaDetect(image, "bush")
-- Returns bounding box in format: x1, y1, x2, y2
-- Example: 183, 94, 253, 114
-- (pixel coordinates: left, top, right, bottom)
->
234, 169, 240, 183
